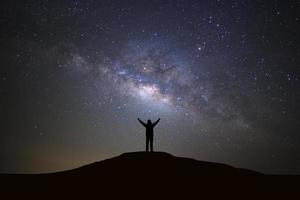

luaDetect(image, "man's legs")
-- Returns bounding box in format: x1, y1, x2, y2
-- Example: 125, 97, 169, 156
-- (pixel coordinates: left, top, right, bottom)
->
146, 136, 149, 152
150, 136, 153, 152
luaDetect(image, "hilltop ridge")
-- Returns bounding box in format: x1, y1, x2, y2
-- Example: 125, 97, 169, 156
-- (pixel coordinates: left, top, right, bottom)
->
0, 152, 297, 198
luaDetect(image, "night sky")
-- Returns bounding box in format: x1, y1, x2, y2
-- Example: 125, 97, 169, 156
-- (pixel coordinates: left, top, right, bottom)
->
1, 0, 300, 174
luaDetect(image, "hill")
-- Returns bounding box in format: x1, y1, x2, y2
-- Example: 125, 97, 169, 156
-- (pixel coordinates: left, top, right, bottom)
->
0, 152, 298, 198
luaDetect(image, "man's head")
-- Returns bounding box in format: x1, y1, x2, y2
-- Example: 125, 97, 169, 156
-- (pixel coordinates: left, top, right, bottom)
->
147, 119, 152, 124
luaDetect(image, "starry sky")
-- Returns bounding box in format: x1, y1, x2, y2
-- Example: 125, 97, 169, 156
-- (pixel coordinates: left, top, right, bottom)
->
1, 0, 300, 174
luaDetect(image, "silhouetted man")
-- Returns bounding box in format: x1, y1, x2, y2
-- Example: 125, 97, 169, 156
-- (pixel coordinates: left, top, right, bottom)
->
138, 118, 160, 152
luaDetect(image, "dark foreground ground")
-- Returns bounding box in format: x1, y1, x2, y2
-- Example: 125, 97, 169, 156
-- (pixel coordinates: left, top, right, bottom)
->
0, 152, 299, 198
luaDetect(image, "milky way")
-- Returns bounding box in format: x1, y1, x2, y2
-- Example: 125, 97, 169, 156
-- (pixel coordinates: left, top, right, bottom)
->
1, 0, 300, 174
97, 40, 204, 113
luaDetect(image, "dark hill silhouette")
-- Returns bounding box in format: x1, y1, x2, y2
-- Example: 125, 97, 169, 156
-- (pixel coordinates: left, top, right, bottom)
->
66, 151, 261, 175
0, 152, 298, 198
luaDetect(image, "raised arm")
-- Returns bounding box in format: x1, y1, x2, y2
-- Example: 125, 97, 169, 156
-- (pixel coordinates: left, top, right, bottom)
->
153, 118, 160, 127
138, 118, 147, 127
